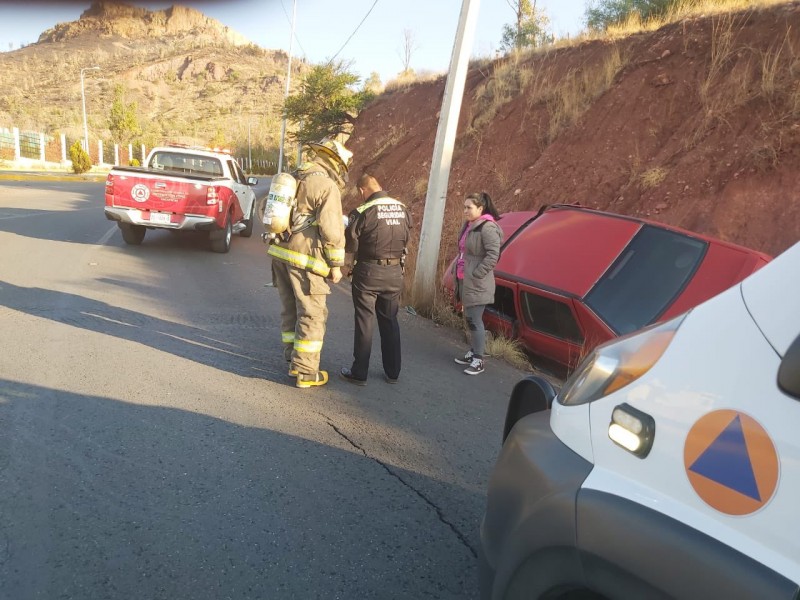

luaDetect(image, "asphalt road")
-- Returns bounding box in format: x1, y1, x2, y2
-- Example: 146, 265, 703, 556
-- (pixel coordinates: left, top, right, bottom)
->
0, 180, 529, 600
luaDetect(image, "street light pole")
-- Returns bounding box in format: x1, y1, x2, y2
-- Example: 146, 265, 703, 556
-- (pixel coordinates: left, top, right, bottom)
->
81, 66, 100, 153
277, 0, 297, 174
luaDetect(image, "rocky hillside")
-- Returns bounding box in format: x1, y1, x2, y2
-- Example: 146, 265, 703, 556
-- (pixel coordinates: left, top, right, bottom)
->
38, 2, 249, 46
0, 1, 304, 156
346, 1, 800, 283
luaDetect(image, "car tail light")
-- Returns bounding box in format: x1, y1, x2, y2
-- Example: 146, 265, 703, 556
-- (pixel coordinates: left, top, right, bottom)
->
206, 186, 218, 205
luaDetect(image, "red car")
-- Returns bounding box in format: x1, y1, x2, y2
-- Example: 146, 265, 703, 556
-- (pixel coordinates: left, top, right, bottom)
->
443, 205, 771, 370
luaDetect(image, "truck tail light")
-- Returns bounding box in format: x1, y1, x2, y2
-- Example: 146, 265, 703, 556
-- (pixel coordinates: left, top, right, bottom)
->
206, 186, 219, 205
105, 174, 114, 196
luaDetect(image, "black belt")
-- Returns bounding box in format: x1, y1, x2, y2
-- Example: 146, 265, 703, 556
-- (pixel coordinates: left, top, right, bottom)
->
359, 257, 402, 266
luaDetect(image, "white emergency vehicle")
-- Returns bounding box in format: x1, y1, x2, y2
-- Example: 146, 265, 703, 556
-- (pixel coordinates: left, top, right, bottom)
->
479, 242, 800, 599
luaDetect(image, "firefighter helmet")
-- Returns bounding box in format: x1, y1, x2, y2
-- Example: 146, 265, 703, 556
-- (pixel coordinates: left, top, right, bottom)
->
307, 137, 353, 173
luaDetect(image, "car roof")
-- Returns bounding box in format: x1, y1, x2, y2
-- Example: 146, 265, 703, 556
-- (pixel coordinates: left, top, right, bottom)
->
150, 146, 229, 160
496, 205, 771, 300
497, 206, 641, 298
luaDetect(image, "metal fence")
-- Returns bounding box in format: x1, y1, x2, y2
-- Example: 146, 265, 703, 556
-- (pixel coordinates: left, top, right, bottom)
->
1, 126, 278, 173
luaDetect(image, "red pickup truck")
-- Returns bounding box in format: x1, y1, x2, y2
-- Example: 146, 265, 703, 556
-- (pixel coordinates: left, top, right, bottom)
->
104, 145, 259, 253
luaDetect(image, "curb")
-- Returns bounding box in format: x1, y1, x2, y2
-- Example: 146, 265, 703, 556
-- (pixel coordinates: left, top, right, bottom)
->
0, 173, 106, 183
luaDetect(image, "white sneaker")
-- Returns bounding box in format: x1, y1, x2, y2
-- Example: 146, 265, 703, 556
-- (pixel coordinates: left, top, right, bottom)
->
454, 350, 475, 365
464, 357, 485, 375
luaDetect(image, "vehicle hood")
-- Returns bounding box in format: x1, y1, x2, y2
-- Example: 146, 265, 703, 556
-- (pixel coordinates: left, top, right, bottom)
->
741, 241, 800, 356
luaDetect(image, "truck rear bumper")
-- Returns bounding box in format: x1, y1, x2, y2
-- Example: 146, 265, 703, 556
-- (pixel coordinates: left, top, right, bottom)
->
104, 207, 217, 231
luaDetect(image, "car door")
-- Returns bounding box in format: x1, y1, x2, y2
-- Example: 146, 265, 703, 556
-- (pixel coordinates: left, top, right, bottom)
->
517, 284, 585, 368
484, 280, 519, 339
226, 158, 252, 220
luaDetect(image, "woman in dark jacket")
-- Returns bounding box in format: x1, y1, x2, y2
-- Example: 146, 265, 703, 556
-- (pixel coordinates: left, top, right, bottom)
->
453, 192, 503, 375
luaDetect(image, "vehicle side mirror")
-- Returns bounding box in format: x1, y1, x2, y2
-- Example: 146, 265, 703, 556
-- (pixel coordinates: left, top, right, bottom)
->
247, 176, 258, 186
503, 376, 557, 443
778, 333, 800, 400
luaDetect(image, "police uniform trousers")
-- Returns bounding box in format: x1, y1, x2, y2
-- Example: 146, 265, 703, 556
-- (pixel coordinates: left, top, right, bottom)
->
350, 261, 403, 380
272, 259, 329, 375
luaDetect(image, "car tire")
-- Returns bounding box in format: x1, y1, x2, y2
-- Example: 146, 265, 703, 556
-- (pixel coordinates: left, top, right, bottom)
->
209, 213, 232, 253
240, 202, 254, 238
119, 223, 146, 245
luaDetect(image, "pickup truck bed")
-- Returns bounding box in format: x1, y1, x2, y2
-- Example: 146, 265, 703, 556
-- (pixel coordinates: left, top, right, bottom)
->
104, 146, 259, 253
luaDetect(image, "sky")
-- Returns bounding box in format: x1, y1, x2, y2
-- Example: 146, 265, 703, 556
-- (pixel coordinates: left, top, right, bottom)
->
0, 0, 589, 84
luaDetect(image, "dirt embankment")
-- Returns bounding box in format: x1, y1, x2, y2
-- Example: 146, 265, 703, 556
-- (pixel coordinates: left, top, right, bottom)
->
346, 2, 800, 282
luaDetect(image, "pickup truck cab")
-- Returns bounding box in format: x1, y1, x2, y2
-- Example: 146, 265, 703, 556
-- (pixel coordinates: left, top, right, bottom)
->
480, 241, 800, 599
104, 145, 258, 253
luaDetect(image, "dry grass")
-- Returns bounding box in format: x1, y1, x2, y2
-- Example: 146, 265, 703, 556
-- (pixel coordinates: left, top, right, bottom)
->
699, 13, 743, 105
759, 31, 791, 99
485, 332, 531, 371
601, 0, 791, 39
470, 52, 529, 132
413, 177, 428, 198
640, 166, 668, 189
545, 44, 627, 142
373, 123, 408, 157
384, 69, 442, 92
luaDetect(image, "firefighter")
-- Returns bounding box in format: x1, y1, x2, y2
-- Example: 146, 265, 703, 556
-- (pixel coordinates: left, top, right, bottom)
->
339, 173, 412, 385
268, 137, 351, 388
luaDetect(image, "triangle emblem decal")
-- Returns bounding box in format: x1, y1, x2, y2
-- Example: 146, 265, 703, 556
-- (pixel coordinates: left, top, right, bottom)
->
688, 415, 760, 501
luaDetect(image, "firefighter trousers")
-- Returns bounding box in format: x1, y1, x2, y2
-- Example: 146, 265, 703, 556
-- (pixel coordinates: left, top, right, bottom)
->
272, 259, 330, 375
349, 261, 403, 380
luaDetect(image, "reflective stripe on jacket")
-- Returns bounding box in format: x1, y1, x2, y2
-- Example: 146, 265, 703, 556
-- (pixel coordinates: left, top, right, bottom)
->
268, 245, 331, 278
268, 159, 345, 277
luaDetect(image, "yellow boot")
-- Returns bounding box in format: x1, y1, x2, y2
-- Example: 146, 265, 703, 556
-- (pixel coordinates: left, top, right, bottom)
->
296, 371, 328, 388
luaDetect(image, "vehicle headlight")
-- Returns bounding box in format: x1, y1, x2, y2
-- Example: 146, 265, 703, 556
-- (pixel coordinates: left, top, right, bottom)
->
558, 314, 687, 406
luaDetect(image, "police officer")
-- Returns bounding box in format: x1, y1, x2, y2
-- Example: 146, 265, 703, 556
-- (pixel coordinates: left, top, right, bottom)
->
268, 137, 351, 389
340, 174, 412, 385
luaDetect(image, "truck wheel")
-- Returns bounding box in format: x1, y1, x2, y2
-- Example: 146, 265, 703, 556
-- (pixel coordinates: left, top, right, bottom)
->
210, 214, 232, 253
119, 223, 146, 245
240, 202, 254, 238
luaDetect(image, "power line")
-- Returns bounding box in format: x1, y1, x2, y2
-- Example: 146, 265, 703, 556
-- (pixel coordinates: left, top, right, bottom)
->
327, 0, 380, 65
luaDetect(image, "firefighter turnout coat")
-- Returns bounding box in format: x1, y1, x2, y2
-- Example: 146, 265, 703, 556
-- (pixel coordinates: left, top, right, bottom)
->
267, 160, 346, 375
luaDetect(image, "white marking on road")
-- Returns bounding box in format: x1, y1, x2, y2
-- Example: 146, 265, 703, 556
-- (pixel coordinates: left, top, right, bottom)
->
156, 331, 257, 361
0, 207, 96, 220
95, 225, 118, 246
81, 312, 138, 328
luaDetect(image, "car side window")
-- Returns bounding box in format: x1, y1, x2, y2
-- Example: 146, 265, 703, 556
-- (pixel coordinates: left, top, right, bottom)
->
228, 159, 245, 183
521, 292, 584, 343
489, 284, 517, 320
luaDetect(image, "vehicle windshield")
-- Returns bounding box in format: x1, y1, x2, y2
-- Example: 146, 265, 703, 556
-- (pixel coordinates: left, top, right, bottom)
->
585, 225, 706, 334
149, 152, 223, 177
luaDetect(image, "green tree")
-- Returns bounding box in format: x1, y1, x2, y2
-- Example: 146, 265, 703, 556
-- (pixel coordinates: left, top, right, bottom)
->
585, 0, 675, 30
108, 84, 142, 145
283, 61, 372, 144
68, 140, 92, 174
500, 0, 554, 52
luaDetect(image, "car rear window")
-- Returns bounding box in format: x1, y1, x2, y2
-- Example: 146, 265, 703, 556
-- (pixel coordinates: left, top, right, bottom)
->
585, 225, 706, 334
149, 152, 223, 177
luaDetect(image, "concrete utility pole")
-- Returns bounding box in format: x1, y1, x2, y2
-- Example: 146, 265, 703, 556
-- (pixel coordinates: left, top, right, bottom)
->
80, 66, 100, 152
277, 0, 297, 174
412, 0, 481, 310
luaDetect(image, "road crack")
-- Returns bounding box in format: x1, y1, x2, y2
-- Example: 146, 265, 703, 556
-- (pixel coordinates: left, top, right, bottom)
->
320, 413, 477, 558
